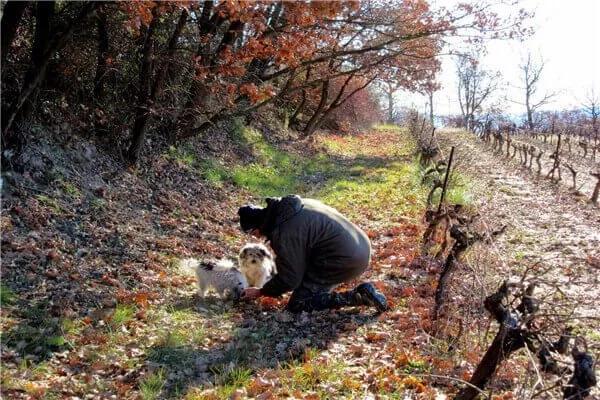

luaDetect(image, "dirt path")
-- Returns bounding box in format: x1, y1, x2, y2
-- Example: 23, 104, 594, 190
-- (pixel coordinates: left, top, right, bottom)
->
438, 129, 600, 319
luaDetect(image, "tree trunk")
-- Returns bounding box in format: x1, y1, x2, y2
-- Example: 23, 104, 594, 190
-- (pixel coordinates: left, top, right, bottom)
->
290, 90, 307, 126
93, 6, 110, 99
150, 9, 188, 101
455, 326, 525, 400
526, 92, 534, 130
312, 75, 374, 132
2, 2, 98, 142
303, 80, 329, 136
591, 173, 600, 205
429, 91, 434, 126
175, 1, 229, 134
209, 19, 243, 67
17, 1, 54, 122
289, 65, 312, 126
126, 8, 160, 165
388, 88, 394, 123
0, 1, 29, 64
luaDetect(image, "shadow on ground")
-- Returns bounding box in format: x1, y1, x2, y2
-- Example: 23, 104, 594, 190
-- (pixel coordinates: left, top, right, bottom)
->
144, 296, 380, 398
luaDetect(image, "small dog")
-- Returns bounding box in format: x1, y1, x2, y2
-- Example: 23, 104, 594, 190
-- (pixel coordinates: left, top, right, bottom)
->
238, 243, 277, 288
179, 258, 248, 300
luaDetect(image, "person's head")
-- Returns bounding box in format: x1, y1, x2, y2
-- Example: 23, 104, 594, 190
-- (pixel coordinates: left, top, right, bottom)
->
237, 204, 267, 237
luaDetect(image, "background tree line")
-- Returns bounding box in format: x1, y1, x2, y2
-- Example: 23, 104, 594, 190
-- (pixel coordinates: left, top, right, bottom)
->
1, 0, 528, 166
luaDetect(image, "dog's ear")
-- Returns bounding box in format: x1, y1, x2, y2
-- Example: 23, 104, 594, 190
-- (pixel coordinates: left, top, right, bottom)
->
240, 247, 248, 257
260, 248, 272, 258
265, 197, 278, 206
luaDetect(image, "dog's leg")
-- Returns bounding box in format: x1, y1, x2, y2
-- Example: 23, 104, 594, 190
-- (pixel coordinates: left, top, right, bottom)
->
258, 271, 268, 288
246, 272, 257, 288
197, 281, 208, 298
221, 288, 232, 300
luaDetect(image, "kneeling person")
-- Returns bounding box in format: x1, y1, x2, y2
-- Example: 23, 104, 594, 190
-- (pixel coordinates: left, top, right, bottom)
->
238, 195, 388, 313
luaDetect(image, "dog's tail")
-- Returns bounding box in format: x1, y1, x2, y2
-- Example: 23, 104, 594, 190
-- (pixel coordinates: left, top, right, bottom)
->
178, 258, 230, 275
178, 258, 201, 276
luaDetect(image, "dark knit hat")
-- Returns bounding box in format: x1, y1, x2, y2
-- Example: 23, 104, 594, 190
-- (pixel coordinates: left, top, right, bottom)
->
238, 205, 267, 232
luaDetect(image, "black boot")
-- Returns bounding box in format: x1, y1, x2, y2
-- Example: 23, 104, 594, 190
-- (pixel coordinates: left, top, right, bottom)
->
287, 283, 389, 313
331, 282, 389, 312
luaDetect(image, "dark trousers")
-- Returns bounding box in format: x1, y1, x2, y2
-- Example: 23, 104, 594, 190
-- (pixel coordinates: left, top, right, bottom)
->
286, 281, 338, 313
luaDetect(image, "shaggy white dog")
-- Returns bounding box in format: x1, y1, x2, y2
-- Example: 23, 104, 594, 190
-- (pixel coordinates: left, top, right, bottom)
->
238, 243, 277, 288
179, 258, 248, 300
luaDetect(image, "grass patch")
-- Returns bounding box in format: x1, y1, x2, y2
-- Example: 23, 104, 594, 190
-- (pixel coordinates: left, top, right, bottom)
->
0, 284, 16, 306
219, 326, 271, 367
140, 369, 166, 400
231, 163, 297, 196
146, 308, 208, 370
228, 123, 307, 196
167, 145, 196, 168
111, 304, 136, 328
147, 343, 195, 370
225, 122, 418, 200
213, 366, 253, 398
35, 195, 62, 212
90, 197, 106, 212
401, 359, 429, 374
420, 163, 474, 210
60, 180, 81, 198
199, 158, 230, 186
1, 303, 73, 359
146, 328, 201, 396
317, 160, 427, 225
224, 123, 429, 227
281, 356, 347, 394
373, 123, 403, 131
444, 172, 474, 207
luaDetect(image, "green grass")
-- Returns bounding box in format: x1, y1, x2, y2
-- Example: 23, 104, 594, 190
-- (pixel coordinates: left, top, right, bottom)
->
213, 366, 253, 398
373, 124, 403, 131
216, 326, 271, 368
143, 308, 211, 396
166, 143, 233, 187
224, 122, 430, 227
227, 123, 317, 196
90, 197, 106, 212
147, 343, 195, 370
167, 145, 196, 168
1, 303, 74, 359
167, 311, 206, 344
401, 359, 430, 374
35, 195, 62, 212
199, 158, 230, 186
282, 356, 347, 394
317, 160, 427, 224
0, 284, 16, 306
139, 369, 166, 400
231, 163, 298, 196
60, 180, 81, 198
111, 304, 136, 327
146, 330, 199, 396
419, 163, 474, 210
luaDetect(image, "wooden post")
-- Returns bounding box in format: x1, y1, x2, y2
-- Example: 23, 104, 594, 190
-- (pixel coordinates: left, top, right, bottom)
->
437, 146, 455, 213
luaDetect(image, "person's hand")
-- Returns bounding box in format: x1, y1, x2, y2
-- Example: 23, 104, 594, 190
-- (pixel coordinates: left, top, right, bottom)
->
241, 287, 261, 300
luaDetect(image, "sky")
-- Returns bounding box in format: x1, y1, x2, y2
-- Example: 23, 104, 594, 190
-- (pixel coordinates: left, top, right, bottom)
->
394, 0, 600, 118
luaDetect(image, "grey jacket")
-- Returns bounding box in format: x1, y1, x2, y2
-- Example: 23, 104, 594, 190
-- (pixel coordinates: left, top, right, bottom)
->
260, 195, 371, 297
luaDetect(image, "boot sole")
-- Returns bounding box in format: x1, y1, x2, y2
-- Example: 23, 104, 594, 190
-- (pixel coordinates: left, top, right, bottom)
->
358, 287, 389, 312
